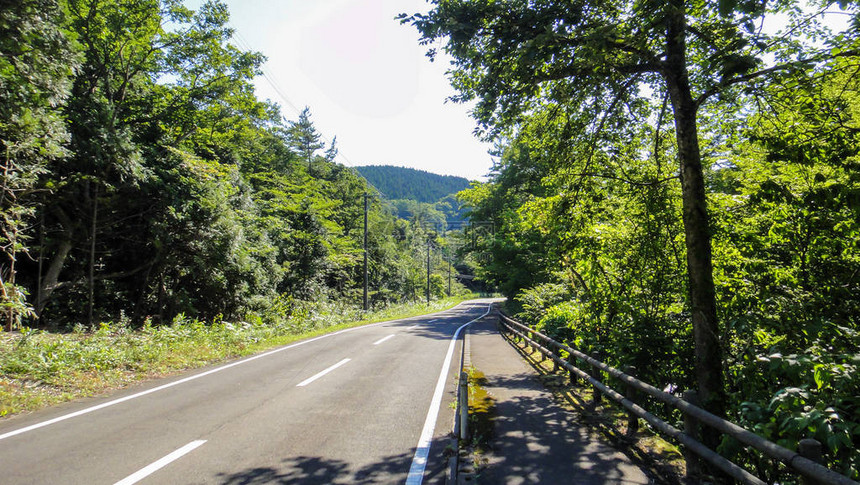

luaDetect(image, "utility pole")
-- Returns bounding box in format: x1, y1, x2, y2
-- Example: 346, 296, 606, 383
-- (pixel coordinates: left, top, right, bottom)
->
448, 254, 452, 297
363, 192, 369, 311
426, 237, 431, 305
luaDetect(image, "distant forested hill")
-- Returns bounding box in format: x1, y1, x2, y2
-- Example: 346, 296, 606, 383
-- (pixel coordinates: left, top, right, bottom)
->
355, 165, 471, 203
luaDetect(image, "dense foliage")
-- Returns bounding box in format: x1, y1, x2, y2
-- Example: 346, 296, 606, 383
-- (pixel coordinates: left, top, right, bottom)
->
0, 0, 466, 332
404, 0, 860, 480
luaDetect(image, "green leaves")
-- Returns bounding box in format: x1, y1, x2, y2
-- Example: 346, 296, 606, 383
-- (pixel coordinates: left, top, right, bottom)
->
718, 0, 738, 17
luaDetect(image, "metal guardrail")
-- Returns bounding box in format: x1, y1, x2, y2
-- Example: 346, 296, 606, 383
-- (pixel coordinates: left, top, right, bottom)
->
498, 313, 859, 485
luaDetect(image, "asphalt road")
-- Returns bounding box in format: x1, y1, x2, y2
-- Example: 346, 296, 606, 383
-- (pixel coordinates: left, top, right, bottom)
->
0, 300, 495, 484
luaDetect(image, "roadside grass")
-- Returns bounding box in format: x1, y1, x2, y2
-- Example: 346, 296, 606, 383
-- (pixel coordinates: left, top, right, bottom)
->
0, 295, 478, 419
463, 366, 495, 476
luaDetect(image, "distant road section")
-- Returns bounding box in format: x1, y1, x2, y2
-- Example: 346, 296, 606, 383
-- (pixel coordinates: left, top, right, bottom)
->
0, 300, 496, 484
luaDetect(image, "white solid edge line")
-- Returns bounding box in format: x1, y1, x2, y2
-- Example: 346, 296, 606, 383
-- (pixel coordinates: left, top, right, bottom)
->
113, 440, 206, 485
296, 358, 351, 387
405, 303, 492, 485
373, 334, 395, 346
0, 299, 483, 442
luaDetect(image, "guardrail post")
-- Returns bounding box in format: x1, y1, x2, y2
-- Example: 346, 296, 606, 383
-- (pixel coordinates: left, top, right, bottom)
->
623, 366, 639, 434
538, 334, 547, 363
683, 390, 701, 480
552, 344, 560, 372
798, 439, 823, 485
589, 352, 602, 404
567, 353, 577, 385
459, 371, 469, 441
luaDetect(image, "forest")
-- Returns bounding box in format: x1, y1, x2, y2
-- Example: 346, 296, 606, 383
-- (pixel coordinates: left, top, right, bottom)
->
404, 0, 860, 480
356, 164, 471, 225
355, 165, 470, 204
0, 0, 469, 335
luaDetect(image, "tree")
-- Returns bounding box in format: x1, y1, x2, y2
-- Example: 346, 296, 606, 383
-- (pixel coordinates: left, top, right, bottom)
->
0, 0, 77, 330
24, 0, 279, 326
287, 107, 324, 174
403, 0, 851, 429
324, 136, 338, 162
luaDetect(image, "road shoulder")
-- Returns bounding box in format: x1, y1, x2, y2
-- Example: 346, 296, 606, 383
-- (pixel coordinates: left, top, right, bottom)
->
462, 317, 652, 484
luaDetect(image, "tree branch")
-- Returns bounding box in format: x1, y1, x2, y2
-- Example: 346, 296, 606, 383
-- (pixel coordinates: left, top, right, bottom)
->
565, 172, 680, 187
696, 58, 817, 106
47, 261, 154, 292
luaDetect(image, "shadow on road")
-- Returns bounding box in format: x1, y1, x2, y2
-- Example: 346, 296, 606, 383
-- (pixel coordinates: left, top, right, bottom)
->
215, 447, 448, 485
463, 319, 653, 484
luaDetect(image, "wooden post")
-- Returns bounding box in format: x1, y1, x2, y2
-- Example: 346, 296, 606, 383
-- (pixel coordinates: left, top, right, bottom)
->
624, 366, 639, 434
568, 354, 576, 385
589, 352, 602, 404
552, 345, 560, 372
683, 390, 701, 480
798, 439, 823, 485
459, 371, 469, 441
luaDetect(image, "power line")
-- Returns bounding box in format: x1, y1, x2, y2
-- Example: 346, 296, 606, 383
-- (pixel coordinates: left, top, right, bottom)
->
228, 25, 357, 168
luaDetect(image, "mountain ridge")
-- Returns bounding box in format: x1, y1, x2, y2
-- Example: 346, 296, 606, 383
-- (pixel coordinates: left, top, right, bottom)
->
355, 165, 471, 204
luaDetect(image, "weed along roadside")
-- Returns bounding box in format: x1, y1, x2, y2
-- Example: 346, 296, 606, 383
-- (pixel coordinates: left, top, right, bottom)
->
0, 296, 477, 419
459, 366, 495, 481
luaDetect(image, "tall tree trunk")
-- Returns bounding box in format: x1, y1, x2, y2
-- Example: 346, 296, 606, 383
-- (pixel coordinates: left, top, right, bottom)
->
664, 0, 726, 436
1, 152, 16, 331
88, 183, 98, 327
37, 209, 75, 317
37, 212, 44, 324
1, 262, 13, 332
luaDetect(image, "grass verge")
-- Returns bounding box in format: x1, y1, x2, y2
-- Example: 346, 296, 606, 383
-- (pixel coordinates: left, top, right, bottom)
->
0, 295, 477, 419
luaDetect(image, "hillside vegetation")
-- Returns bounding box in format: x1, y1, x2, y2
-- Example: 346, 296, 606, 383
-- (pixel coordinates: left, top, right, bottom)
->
355, 165, 470, 203
356, 165, 472, 226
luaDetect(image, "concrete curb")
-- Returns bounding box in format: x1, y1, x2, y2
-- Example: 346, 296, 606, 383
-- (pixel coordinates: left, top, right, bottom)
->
448, 311, 479, 484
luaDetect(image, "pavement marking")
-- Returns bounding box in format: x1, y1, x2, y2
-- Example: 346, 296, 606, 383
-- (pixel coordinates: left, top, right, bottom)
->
296, 358, 351, 387
113, 440, 206, 485
373, 334, 395, 346
0, 300, 487, 441
406, 303, 493, 485
0, 319, 397, 441
407, 324, 419, 330
428, 319, 439, 323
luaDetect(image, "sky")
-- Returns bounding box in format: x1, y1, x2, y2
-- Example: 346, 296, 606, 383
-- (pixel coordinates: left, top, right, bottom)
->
196, 1, 851, 182
206, 0, 496, 181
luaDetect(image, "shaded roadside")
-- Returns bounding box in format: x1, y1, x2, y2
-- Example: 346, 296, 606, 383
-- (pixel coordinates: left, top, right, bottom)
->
461, 316, 653, 484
